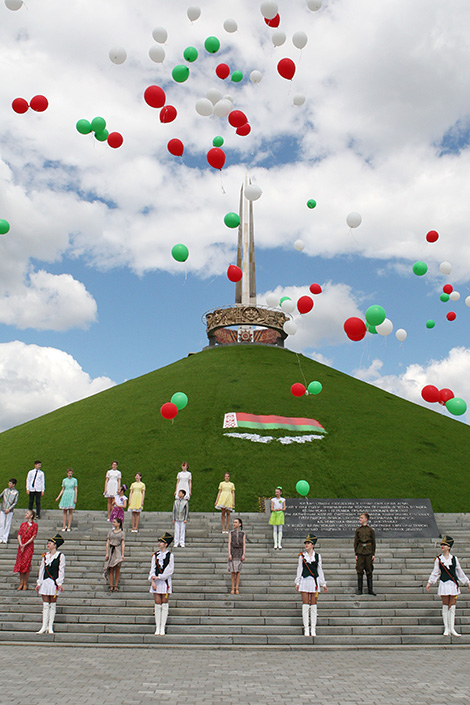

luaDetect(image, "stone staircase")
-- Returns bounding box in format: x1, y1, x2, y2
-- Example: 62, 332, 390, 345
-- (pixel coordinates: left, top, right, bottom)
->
0, 510, 469, 648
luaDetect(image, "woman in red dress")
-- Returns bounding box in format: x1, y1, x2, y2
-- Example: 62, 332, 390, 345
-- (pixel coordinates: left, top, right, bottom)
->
14, 509, 38, 590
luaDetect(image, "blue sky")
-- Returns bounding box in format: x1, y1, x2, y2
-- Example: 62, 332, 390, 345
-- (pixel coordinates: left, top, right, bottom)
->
1, 0, 470, 430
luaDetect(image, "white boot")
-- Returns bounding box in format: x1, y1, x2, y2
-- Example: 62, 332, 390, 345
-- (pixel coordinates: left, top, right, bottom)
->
273, 527, 278, 549
48, 603, 56, 634
302, 604, 310, 636
37, 603, 50, 634
278, 527, 283, 550
310, 604, 318, 637
449, 604, 461, 637
160, 603, 169, 635
442, 605, 450, 636
154, 604, 162, 635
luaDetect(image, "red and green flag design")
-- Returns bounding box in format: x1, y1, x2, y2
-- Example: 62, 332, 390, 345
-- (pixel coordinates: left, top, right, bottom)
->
223, 412, 326, 433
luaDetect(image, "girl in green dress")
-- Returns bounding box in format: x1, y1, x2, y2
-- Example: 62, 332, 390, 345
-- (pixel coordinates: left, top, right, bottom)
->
55, 468, 78, 532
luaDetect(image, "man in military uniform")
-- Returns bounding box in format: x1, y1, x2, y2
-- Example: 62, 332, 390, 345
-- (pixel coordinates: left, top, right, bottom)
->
354, 512, 376, 595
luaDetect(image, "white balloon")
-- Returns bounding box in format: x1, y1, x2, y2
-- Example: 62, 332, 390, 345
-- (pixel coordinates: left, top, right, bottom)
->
307, 0, 322, 10
187, 6, 201, 22
195, 98, 213, 116
439, 261, 452, 275
283, 320, 297, 336
281, 299, 296, 314
149, 45, 165, 63
450, 291, 460, 301
206, 89, 222, 105
293, 94, 306, 106
223, 18, 238, 33
294, 239, 305, 251
395, 328, 407, 342
376, 318, 393, 336
222, 94, 234, 103
260, 1, 278, 20
466, 296, 470, 308
292, 31, 308, 50
152, 26, 168, 43
250, 70, 262, 84
213, 99, 232, 117
266, 293, 279, 307
272, 31, 286, 47
346, 212, 362, 228
5, 0, 23, 9
109, 47, 127, 65
245, 184, 263, 201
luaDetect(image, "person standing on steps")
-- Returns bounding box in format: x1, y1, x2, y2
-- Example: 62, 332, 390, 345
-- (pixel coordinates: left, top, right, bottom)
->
215, 472, 235, 533
228, 517, 246, 594
55, 468, 78, 532
354, 512, 376, 595
426, 535, 470, 637
269, 487, 286, 549
13, 509, 38, 590
0, 478, 19, 543
26, 461, 45, 519
128, 473, 145, 533
109, 485, 128, 524
172, 489, 189, 547
104, 461, 121, 520
35, 533, 65, 635
295, 534, 328, 637
104, 517, 125, 592
174, 461, 192, 500
149, 532, 174, 636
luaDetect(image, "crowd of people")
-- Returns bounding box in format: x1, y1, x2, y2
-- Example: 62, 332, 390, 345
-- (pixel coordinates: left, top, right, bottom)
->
1, 463, 469, 638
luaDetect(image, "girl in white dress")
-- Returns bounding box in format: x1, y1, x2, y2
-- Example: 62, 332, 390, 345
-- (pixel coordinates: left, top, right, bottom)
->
104, 461, 121, 520
295, 533, 328, 637
174, 461, 192, 499
426, 535, 470, 637
35, 533, 65, 635
149, 532, 174, 636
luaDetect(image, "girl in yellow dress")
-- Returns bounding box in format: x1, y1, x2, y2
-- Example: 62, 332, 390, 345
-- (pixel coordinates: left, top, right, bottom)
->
214, 472, 235, 533
128, 473, 146, 533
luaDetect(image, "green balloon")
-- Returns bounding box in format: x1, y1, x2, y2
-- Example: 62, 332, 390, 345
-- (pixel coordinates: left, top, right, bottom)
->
172, 64, 190, 83
224, 212, 240, 228
91, 116, 106, 133
307, 199, 317, 209
365, 305, 386, 327
204, 36, 220, 53
171, 392, 189, 410
172, 244, 189, 262
413, 261, 428, 276
280, 296, 291, 305
76, 119, 92, 134
440, 293, 450, 302
213, 136, 224, 147
426, 319, 435, 329
94, 129, 109, 141
0, 219, 10, 235
307, 381, 322, 395
183, 46, 198, 62
366, 323, 378, 334
231, 70, 243, 82
296, 480, 310, 496
445, 397, 467, 416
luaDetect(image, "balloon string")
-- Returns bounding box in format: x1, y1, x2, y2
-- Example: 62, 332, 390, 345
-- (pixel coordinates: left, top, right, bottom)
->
295, 352, 309, 388
219, 171, 226, 194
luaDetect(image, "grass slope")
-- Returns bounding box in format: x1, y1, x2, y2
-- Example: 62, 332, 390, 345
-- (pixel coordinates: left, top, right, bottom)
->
0, 345, 469, 513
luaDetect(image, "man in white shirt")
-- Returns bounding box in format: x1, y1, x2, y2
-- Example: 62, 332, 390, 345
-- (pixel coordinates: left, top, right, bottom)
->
26, 460, 45, 519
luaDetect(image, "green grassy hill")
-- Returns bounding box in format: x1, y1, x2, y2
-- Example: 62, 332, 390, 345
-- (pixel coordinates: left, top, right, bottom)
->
0, 345, 468, 512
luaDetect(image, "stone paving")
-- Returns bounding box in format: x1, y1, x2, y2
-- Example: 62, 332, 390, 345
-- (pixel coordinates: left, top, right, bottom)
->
1, 645, 470, 704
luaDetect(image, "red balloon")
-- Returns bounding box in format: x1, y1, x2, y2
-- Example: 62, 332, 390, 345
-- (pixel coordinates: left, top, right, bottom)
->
207, 147, 226, 170
160, 105, 177, 123
291, 383, 306, 397
446, 311, 456, 321
228, 110, 247, 128
236, 123, 251, 136
421, 385, 440, 403
277, 58, 296, 80
216, 63, 230, 79
343, 317, 366, 342
167, 138, 184, 156
265, 13, 280, 27
227, 265, 242, 283
297, 295, 314, 314
426, 230, 439, 243
144, 85, 166, 108
309, 283, 322, 294
443, 284, 453, 294
439, 388, 454, 404
107, 132, 124, 149
160, 402, 178, 420
29, 95, 48, 112
12, 97, 29, 114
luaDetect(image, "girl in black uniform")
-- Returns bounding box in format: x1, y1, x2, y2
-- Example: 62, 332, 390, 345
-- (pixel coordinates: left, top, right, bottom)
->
295, 534, 328, 637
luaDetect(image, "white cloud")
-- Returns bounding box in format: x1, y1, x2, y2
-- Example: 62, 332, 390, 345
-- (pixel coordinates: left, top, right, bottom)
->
0, 342, 115, 431
310, 351, 333, 367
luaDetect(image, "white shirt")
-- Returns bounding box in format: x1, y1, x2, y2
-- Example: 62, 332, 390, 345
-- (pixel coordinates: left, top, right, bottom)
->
271, 496, 285, 511
37, 551, 66, 587
295, 550, 327, 587
176, 470, 192, 498
148, 550, 175, 583
26, 468, 45, 493
428, 553, 470, 585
